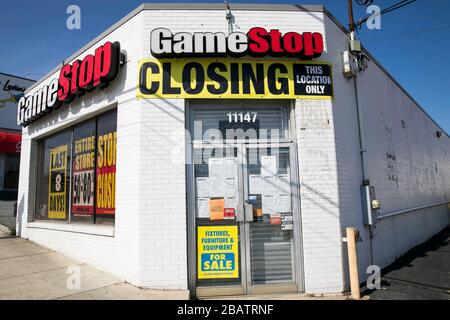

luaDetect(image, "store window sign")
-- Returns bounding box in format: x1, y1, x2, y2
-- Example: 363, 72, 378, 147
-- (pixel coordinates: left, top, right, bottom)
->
17, 41, 123, 127
72, 135, 95, 215
137, 58, 333, 100
48, 145, 68, 219
197, 226, 239, 279
96, 130, 117, 215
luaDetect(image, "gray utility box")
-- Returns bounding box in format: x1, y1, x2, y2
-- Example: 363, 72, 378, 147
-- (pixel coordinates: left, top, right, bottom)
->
361, 185, 379, 226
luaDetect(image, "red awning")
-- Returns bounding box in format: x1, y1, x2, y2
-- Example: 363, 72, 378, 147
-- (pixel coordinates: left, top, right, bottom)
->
0, 132, 21, 154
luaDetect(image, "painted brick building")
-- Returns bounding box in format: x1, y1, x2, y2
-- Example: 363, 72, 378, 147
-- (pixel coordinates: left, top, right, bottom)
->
16, 4, 450, 297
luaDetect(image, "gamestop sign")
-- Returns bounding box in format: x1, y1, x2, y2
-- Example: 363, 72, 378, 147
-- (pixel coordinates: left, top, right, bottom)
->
150, 27, 324, 59
17, 41, 122, 127
136, 27, 333, 99
138, 27, 332, 100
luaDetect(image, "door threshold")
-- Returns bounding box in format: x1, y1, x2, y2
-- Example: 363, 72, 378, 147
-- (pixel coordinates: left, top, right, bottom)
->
200, 292, 348, 300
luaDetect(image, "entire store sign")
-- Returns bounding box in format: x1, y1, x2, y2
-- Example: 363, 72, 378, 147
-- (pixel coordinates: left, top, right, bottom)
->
17, 41, 122, 127
72, 135, 95, 215
138, 27, 333, 100
197, 226, 239, 279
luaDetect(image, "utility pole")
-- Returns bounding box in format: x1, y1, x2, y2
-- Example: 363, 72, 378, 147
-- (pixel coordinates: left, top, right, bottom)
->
347, 0, 356, 33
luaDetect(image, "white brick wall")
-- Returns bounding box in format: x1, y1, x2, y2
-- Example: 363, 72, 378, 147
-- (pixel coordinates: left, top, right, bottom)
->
324, 12, 450, 289
16, 5, 450, 296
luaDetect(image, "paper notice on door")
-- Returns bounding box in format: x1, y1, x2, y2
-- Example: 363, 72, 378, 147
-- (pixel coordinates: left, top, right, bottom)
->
196, 177, 210, 198
270, 213, 282, 225
196, 197, 210, 218
224, 157, 238, 178
276, 174, 291, 194
261, 175, 276, 197
249, 175, 263, 194
224, 177, 238, 197
209, 198, 225, 221
261, 156, 277, 177
262, 194, 277, 214
225, 196, 238, 209
277, 194, 291, 213
208, 158, 225, 197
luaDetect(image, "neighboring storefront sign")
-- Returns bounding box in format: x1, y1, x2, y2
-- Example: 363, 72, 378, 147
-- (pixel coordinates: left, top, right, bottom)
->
96, 130, 116, 215
0, 132, 21, 154
48, 145, 68, 219
197, 225, 239, 279
17, 41, 123, 127
137, 58, 333, 100
72, 135, 95, 215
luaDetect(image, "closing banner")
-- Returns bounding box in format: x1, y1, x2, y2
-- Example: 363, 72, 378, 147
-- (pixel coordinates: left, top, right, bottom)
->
137, 58, 333, 100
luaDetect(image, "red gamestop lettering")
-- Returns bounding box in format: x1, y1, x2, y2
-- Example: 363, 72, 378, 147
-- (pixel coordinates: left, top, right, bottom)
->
17, 41, 122, 127
247, 27, 323, 59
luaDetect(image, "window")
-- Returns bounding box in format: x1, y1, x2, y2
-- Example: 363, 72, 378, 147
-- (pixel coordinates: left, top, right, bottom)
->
35, 110, 117, 225
4, 154, 20, 190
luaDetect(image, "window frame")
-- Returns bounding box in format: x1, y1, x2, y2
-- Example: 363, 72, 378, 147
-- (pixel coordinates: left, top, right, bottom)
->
34, 109, 117, 225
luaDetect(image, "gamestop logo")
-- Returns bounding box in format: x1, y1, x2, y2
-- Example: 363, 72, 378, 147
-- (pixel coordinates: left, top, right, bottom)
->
151, 27, 324, 59
17, 41, 123, 127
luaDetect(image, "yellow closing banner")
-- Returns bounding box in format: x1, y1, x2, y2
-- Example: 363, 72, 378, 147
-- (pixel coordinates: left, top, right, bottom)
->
137, 58, 333, 100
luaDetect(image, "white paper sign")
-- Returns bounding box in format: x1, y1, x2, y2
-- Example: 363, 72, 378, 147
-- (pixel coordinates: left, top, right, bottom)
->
261, 156, 277, 177
277, 194, 291, 213
196, 177, 210, 198
249, 175, 263, 194
196, 197, 210, 218
262, 194, 277, 214
276, 174, 291, 194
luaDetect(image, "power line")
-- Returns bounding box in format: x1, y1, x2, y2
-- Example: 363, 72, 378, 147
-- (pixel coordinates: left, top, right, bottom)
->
371, 24, 450, 39
357, 0, 418, 27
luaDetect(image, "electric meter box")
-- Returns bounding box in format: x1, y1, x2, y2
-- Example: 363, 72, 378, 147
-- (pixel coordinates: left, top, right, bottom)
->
361, 185, 379, 226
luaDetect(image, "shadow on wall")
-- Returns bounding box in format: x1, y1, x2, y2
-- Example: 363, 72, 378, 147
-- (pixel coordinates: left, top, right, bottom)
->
16, 195, 24, 237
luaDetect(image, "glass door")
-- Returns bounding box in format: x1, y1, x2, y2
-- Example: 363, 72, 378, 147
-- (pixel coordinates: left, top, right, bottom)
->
194, 145, 247, 297
243, 144, 299, 294
193, 143, 300, 297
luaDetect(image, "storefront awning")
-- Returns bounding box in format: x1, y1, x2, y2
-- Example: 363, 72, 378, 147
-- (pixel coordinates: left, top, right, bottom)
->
0, 132, 21, 154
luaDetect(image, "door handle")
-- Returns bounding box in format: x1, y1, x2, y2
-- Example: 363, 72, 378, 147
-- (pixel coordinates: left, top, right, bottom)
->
244, 201, 254, 222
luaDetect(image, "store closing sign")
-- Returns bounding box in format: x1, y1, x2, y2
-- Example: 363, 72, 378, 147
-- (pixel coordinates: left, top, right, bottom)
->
49, 145, 68, 219
137, 58, 333, 100
198, 226, 239, 279
72, 135, 95, 215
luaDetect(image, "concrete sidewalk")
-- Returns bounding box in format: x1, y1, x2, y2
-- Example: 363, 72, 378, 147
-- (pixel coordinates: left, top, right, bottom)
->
0, 237, 189, 300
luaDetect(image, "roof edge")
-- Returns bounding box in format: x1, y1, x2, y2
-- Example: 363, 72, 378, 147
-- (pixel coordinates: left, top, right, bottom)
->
25, 3, 325, 93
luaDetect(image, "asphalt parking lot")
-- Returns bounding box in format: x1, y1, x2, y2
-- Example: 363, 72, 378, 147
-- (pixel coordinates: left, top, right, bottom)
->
366, 226, 450, 300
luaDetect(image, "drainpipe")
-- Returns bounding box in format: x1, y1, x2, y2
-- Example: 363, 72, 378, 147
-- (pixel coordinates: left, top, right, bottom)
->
351, 31, 375, 266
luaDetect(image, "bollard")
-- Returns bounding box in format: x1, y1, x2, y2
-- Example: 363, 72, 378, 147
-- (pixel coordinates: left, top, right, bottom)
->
346, 227, 361, 300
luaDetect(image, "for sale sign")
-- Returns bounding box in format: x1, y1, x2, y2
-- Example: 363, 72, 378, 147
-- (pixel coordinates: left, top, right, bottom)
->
72, 135, 95, 215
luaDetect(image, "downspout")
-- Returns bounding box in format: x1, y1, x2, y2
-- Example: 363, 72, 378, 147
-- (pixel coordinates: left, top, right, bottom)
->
350, 31, 375, 266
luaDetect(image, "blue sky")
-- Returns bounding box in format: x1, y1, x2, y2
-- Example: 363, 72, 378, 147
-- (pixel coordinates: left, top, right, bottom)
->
1, 0, 449, 131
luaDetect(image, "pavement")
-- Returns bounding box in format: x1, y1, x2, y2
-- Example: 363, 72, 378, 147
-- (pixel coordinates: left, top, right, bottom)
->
366, 226, 450, 300
0, 225, 12, 239
1, 225, 448, 300
0, 237, 189, 300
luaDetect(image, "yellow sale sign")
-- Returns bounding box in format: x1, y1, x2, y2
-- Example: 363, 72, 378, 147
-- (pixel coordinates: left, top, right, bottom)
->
197, 225, 239, 279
